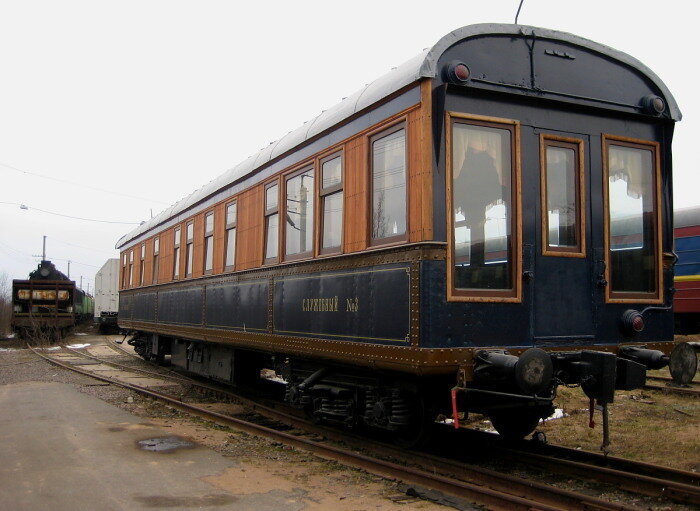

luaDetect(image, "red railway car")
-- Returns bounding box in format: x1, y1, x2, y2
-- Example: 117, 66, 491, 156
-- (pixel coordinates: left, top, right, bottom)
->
674, 206, 700, 333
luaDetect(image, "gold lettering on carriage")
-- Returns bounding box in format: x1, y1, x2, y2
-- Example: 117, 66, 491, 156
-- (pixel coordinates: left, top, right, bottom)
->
302, 296, 339, 312
301, 296, 359, 312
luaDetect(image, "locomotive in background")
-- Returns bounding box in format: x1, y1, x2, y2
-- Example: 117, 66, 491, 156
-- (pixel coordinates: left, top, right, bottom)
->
12, 260, 93, 340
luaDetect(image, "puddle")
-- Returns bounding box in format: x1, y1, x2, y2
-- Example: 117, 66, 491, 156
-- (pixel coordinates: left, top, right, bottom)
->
66, 343, 91, 349
137, 436, 195, 453
75, 333, 88, 336
0, 348, 21, 352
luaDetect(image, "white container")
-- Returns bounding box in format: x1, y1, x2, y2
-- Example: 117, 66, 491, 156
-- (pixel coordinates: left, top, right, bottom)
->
94, 259, 119, 320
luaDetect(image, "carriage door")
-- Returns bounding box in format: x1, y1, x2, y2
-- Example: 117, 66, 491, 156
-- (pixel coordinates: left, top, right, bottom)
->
532, 132, 595, 342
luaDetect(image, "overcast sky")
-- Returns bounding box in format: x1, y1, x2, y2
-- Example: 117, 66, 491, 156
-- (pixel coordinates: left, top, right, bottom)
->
1, 0, 697, 290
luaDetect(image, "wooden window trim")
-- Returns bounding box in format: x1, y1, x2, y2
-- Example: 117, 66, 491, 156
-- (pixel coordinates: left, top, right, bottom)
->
185, 221, 194, 278
263, 179, 280, 265
318, 151, 344, 256
203, 211, 214, 275
445, 112, 523, 303
540, 134, 586, 258
283, 165, 315, 262
173, 227, 181, 280
602, 134, 663, 304
224, 201, 237, 272
368, 121, 409, 248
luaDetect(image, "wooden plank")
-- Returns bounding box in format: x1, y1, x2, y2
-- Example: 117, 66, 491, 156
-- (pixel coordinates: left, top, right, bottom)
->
343, 138, 368, 253
407, 108, 423, 243
420, 79, 433, 241
192, 213, 204, 278
237, 185, 264, 270
213, 202, 226, 274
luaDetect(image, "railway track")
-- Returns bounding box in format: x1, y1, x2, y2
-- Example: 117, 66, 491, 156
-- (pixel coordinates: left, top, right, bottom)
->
106, 337, 700, 506
644, 375, 700, 397
28, 339, 700, 509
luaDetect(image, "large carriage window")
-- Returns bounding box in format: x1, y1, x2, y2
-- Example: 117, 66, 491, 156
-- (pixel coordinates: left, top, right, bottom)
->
320, 154, 343, 253
285, 167, 314, 258
371, 126, 406, 243
605, 139, 659, 297
128, 250, 134, 287
225, 201, 237, 270
541, 137, 585, 256
185, 222, 194, 277
203, 212, 214, 274
140, 244, 145, 286
152, 237, 159, 284
264, 182, 279, 263
451, 120, 516, 295
173, 227, 181, 279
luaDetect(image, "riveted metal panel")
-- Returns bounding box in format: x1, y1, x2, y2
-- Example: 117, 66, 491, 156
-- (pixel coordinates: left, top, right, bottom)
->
273, 263, 411, 345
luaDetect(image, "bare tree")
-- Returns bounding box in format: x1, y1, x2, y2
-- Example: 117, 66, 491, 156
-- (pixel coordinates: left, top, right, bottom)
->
0, 272, 11, 337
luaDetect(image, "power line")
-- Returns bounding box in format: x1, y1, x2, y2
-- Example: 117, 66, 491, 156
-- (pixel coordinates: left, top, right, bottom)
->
0, 161, 171, 206
0, 201, 142, 225
47, 236, 116, 256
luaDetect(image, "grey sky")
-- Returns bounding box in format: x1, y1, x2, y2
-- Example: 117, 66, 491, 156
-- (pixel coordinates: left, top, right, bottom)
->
1, 0, 696, 290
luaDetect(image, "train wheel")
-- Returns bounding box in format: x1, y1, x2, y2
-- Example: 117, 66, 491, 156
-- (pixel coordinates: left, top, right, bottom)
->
392, 394, 432, 449
489, 411, 542, 440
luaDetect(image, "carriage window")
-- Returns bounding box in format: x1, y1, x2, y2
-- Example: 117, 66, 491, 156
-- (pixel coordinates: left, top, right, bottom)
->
129, 250, 134, 287
605, 140, 659, 297
371, 126, 406, 243
264, 182, 279, 263
185, 222, 194, 277
203, 212, 214, 274
320, 154, 343, 253
140, 244, 145, 285
225, 202, 237, 270
173, 227, 181, 279
450, 120, 517, 296
542, 137, 584, 256
152, 237, 160, 284
285, 168, 314, 258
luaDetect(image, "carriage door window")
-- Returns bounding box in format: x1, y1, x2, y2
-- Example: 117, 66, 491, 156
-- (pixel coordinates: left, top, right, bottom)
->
203, 212, 214, 274
152, 237, 160, 284
604, 137, 661, 300
371, 125, 406, 244
264, 182, 279, 263
541, 136, 585, 256
185, 222, 194, 277
448, 116, 519, 300
173, 227, 181, 279
225, 202, 237, 270
320, 154, 343, 253
285, 167, 314, 259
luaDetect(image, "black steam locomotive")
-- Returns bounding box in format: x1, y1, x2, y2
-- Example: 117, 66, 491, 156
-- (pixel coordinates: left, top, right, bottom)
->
117, 24, 689, 445
12, 260, 94, 340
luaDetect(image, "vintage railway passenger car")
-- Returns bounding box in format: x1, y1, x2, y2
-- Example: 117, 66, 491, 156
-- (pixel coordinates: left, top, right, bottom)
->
673, 206, 700, 333
12, 260, 93, 339
117, 24, 683, 441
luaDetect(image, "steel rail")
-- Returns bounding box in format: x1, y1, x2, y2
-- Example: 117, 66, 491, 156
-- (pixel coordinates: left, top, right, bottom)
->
644, 383, 700, 397
28, 343, 643, 511
105, 337, 700, 504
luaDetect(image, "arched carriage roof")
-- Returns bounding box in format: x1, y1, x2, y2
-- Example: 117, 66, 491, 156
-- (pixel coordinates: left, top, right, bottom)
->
117, 23, 680, 249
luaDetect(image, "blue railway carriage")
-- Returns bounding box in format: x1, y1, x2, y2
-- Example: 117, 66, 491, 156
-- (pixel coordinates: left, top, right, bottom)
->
117, 24, 683, 443
673, 206, 700, 333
